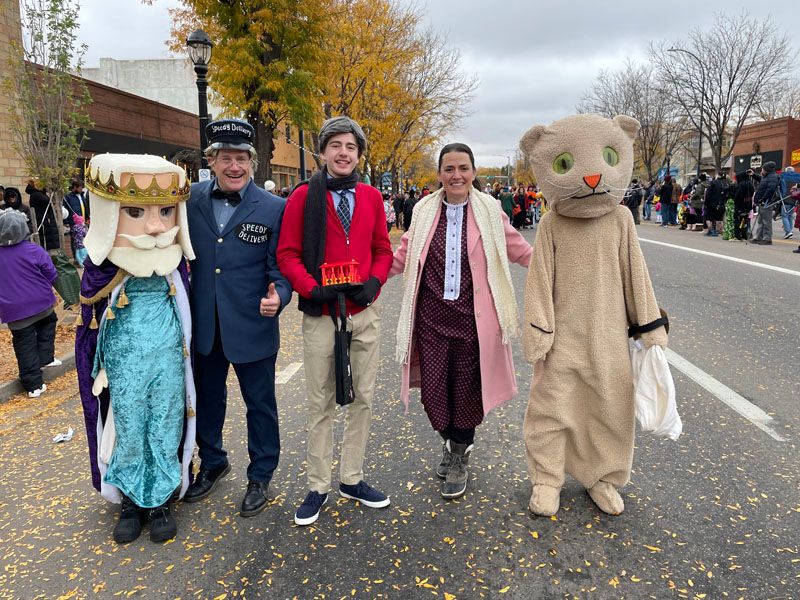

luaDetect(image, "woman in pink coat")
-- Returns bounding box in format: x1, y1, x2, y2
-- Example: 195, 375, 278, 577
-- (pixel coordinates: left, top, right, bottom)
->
389, 143, 532, 499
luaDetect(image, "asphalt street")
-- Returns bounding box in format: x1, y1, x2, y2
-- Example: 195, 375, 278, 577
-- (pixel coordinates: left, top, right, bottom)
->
0, 221, 798, 599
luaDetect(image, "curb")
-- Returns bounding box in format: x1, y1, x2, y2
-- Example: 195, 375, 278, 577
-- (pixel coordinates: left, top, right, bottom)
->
0, 352, 76, 404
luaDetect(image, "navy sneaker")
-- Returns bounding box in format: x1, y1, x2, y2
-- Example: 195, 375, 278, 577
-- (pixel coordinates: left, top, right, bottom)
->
339, 481, 390, 508
294, 491, 328, 526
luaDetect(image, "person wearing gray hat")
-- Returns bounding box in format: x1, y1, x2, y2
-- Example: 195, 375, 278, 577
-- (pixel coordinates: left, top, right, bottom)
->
277, 115, 393, 526
0, 208, 59, 398
317, 115, 367, 158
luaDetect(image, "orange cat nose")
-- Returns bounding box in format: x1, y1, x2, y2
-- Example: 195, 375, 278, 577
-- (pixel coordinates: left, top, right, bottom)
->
583, 173, 602, 189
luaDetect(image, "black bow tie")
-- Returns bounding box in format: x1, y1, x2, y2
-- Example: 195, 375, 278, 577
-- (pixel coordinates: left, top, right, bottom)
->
212, 188, 242, 207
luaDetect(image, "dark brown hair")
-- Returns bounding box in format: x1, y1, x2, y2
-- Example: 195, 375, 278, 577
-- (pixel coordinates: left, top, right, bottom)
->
438, 143, 476, 170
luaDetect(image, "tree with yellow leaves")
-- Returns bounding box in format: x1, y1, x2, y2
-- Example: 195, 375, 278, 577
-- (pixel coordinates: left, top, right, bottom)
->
150, 0, 474, 189
150, 0, 332, 182
320, 0, 476, 190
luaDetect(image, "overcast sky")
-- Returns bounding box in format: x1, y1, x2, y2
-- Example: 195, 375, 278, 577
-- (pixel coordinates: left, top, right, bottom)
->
76, 0, 798, 168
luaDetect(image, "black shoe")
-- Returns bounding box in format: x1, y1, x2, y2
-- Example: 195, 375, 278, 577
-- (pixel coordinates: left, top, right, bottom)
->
148, 504, 177, 543
240, 481, 271, 517
113, 494, 145, 544
183, 462, 231, 503
436, 443, 454, 479
441, 441, 472, 499
794, 247, 800, 253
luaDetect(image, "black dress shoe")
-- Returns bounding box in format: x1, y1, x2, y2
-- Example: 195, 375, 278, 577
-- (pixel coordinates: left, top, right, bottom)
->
148, 504, 177, 543
113, 494, 145, 544
240, 481, 271, 517
183, 463, 231, 503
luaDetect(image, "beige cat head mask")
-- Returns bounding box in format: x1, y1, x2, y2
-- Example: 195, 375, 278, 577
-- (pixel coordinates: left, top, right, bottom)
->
520, 114, 640, 219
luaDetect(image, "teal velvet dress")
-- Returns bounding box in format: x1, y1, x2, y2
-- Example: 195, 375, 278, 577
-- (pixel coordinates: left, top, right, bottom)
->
93, 276, 185, 508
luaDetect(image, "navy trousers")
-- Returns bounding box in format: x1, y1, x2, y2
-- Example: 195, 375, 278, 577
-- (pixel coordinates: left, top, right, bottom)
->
10, 311, 57, 392
194, 318, 280, 483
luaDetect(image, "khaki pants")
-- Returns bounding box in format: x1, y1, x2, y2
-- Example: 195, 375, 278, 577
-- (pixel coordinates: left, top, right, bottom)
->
302, 303, 381, 493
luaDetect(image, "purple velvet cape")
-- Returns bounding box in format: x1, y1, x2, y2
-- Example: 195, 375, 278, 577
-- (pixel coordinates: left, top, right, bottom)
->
75, 258, 191, 492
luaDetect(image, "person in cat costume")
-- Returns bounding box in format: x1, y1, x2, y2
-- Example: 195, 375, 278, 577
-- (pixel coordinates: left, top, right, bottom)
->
519, 114, 668, 517
75, 154, 196, 544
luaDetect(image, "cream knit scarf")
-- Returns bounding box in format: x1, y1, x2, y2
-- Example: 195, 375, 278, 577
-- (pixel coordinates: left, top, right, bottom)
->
395, 186, 519, 364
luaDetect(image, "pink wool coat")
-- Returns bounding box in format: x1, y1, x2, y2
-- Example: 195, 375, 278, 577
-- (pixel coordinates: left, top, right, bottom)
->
389, 202, 532, 416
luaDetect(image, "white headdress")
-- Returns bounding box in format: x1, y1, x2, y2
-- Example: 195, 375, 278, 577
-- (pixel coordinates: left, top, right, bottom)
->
83, 154, 195, 264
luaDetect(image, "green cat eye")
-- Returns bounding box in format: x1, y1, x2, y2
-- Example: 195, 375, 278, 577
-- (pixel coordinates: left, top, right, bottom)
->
603, 146, 619, 166
552, 152, 574, 174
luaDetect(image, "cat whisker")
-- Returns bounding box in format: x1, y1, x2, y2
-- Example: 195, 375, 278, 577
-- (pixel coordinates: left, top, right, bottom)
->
543, 177, 582, 192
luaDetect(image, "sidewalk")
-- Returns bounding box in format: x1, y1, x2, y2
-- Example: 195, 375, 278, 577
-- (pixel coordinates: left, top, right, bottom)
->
0, 301, 78, 403
639, 214, 799, 248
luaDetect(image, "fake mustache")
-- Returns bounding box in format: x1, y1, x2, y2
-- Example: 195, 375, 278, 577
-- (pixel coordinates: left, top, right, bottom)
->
117, 226, 180, 249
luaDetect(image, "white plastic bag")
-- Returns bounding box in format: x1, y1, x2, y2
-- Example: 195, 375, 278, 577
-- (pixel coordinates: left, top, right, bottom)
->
629, 339, 682, 440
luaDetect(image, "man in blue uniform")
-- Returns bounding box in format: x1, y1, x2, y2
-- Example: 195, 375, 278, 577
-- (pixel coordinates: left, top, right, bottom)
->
184, 119, 292, 517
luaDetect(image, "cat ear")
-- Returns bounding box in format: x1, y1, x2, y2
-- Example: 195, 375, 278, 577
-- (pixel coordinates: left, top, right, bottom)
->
520, 124, 547, 156
613, 115, 640, 140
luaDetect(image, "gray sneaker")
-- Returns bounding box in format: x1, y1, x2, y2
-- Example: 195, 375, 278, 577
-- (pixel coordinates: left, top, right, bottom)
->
436, 443, 453, 478
441, 441, 473, 499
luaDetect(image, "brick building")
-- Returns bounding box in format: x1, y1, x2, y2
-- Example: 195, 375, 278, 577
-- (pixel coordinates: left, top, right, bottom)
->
82, 57, 318, 190
730, 117, 800, 175
1, 7, 317, 190
79, 78, 199, 176
0, 0, 27, 187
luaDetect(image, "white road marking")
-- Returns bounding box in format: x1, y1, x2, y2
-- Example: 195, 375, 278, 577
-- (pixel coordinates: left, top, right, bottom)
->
665, 348, 785, 442
275, 362, 303, 384
639, 238, 800, 278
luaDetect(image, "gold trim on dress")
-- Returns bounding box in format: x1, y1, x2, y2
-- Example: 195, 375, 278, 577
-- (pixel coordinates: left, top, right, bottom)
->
79, 270, 128, 306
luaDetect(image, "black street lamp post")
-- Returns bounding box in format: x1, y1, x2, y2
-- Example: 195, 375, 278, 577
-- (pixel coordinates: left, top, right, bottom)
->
298, 128, 306, 181
666, 151, 672, 179
187, 29, 213, 172
668, 46, 704, 178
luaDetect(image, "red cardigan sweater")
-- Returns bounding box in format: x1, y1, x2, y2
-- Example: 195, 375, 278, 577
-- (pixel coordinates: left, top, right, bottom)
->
277, 182, 393, 316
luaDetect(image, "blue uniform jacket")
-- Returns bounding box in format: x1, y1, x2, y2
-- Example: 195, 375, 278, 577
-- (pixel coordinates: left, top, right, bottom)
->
187, 179, 292, 363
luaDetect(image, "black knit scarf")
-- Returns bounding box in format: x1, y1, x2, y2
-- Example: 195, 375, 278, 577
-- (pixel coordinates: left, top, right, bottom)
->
300, 166, 359, 315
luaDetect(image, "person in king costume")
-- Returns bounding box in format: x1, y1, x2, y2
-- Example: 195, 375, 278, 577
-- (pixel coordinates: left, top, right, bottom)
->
76, 154, 196, 544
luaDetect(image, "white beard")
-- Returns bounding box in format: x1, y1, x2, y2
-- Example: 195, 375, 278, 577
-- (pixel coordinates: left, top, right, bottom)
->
107, 244, 183, 277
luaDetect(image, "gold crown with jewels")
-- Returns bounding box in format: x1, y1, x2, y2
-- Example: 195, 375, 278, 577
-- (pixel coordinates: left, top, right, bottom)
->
85, 154, 191, 204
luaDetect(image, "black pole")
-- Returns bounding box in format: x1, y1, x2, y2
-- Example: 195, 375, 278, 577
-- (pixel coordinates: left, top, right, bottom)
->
298, 128, 306, 180
696, 77, 704, 178
194, 62, 209, 170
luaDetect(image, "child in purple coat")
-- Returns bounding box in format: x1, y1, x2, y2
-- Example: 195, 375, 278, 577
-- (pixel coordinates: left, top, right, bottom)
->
0, 208, 59, 397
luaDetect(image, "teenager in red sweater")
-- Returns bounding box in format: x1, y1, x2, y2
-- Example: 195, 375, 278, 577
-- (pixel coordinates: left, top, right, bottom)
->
277, 116, 393, 526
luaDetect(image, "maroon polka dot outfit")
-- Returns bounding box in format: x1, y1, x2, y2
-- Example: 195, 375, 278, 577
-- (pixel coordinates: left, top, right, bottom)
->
415, 204, 483, 432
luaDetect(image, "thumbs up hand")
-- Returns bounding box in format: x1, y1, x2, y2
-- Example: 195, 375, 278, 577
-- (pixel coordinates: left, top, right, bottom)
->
260, 282, 281, 317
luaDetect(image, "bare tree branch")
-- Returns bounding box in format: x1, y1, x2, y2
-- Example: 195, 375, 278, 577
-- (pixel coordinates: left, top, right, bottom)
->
577, 60, 685, 181
650, 11, 793, 171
